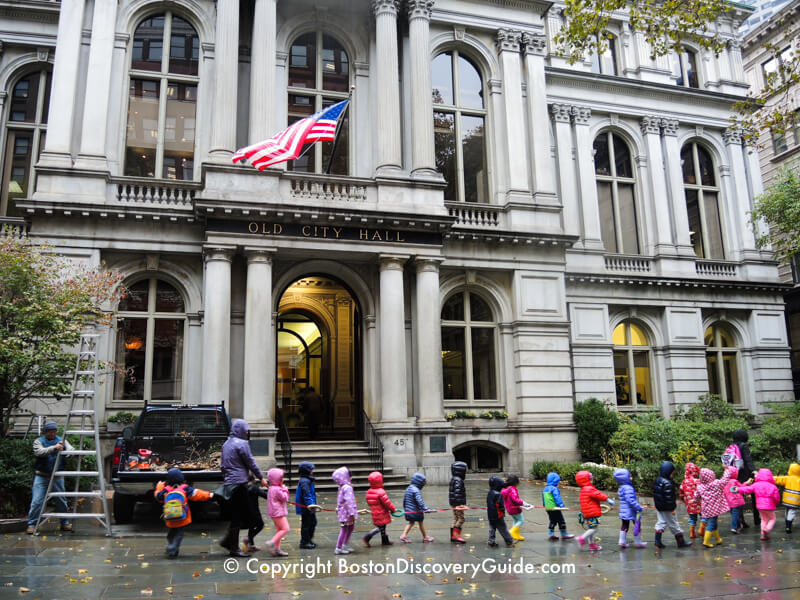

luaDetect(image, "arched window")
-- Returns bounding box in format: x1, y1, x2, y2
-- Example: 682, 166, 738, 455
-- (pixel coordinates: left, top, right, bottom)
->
590, 33, 619, 76
682, 142, 724, 259
594, 131, 639, 254
287, 32, 350, 174
673, 48, 699, 88
441, 290, 497, 402
114, 278, 186, 402
705, 323, 740, 404
1, 68, 51, 217
124, 13, 199, 180
432, 51, 488, 203
612, 321, 653, 407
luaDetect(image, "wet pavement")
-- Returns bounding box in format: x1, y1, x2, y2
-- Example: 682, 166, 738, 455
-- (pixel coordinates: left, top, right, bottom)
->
2, 479, 799, 599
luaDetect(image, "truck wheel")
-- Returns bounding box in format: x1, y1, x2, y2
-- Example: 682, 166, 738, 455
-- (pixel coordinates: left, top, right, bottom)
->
113, 493, 136, 524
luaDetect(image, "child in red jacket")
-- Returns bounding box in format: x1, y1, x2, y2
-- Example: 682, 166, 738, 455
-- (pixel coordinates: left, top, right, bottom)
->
680, 462, 703, 538
154, 468, 214, 558
363, 471, 398, 546
576, 470, 614, 551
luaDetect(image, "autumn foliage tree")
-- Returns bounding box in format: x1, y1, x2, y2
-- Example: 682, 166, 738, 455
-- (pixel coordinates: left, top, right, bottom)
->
750, 164, 800, 263
0, 227, 124, 437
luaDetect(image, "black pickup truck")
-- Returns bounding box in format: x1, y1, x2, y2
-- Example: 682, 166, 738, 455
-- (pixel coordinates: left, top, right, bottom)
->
110, 404, 230, 523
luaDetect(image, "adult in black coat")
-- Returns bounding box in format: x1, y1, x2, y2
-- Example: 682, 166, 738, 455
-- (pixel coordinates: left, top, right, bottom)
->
733, 429, 760, 527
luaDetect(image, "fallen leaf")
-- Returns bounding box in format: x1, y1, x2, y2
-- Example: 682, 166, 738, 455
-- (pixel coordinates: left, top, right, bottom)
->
140, 562, 149, 568
165, 586, 174, 593
392, 595, 402, 598
192, 571, 201, 578
680, 581, 691, 586
141, 589, 153, 597
441, 578, 448, 583
18, 588, 31, 594
470, 584, 478, 589
698, 571, 704, 575
78, 569, 88, 574
193, 596, 204, 600
137, 554, 145, 559
343, 591, 351, 595
203, 568, 212, 573
290, 593, 302, 597
435, 592, 444, 596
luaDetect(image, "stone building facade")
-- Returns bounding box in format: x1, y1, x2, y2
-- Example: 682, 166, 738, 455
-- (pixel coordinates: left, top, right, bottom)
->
1, 0, 794, 481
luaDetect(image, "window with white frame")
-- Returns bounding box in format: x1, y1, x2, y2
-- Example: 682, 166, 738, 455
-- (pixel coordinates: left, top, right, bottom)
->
589, 33, 619, 76
124, 13, 199, 180
114, 278, 185, 403
432, 50, 489, 203
1, 68, 51, 217
673, 48, 699, 88
594, 131, 639, 254
682, 142, 725, 259
762, 46, 793, 86
705, 323, 740, 404
286, 31, 350, 175
612, 320, 653, 407
441, 290, 497, 403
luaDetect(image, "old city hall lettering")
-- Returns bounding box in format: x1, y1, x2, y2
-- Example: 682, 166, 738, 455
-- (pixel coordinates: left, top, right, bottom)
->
242, 222, 411, 243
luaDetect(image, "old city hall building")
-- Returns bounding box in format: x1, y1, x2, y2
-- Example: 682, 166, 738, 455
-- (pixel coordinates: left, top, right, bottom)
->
1, 0, 794, 481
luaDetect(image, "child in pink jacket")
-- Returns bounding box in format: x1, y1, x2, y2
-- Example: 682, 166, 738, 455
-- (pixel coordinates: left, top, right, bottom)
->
265, 467, 290, 557
696, 466, 734, 548
723, 466, 746, 534
737, 468, 781, 540
333, 466, 358, 554
501, 474, 530, 541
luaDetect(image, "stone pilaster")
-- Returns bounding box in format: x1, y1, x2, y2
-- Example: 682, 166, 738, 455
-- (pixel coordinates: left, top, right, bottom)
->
201, 246, 234, 405
723, 127, 757, 254
572, 105, 603, 248
496, 29, 530, 199
372, 0, 403, 174
661, 118, 694, 255
407, 0, 437, 178
640, 115, 674, 254
243, 249, 275, 424
550, 103, 579, 237
523, 32, 556, 200
379, 255, 409, 422
249, 0, 277, 146
208, 0, 239, 161
414, 257, 445, 422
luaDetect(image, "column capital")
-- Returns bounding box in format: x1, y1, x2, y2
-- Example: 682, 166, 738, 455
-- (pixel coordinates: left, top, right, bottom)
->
719, 164, 731, 176
727, 38, 741, 50
406, 0, 434, 20
496, 29, 522, 52
414, 256, 443, 273
571, 105, 591, 125
372, 0, 400, 17
203, 245, 236, 263
661, 118, 679, 136
379, 254, 408, 271
521, 32, 547, 56
550, 103, 572, 123
723, 127, 743, 146
243, 247, 275, 264
640, 115, 661, 135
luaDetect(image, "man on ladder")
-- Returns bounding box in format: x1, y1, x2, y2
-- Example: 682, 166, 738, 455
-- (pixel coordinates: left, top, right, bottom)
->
26, 421, 73, 534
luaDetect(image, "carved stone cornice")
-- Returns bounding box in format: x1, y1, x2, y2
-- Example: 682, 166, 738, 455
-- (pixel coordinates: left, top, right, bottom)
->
723, 127, 742, 145
521, 32, 547, 56
661, 118, 679, 136
571, 105, 591, 125
550, 103, 572, 123
496, 29, 522, 52
406, 0, 434, 20
640, 115, 661, 135
372, 0, 401, 17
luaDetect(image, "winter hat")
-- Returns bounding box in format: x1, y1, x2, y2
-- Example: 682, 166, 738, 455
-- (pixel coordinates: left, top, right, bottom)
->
166, 468, 185, 485
44, 421, 58, 431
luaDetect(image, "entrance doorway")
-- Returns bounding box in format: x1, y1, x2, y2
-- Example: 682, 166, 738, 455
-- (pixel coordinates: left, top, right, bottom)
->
276, 275, 361, 440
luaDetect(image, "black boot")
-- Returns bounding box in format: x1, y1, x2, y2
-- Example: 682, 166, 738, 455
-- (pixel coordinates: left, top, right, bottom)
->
381, 533, 394, 546
654, 530, 665, 549
675, 533, 692, 548
220, 528, 250, 557
787, 520, 793, 534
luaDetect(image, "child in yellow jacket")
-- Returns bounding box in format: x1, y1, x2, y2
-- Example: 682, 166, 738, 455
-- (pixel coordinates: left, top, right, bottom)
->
774, 463, 800, 534
154, 468, 214, 558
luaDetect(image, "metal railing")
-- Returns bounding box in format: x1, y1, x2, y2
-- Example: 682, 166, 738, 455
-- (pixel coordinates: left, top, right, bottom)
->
360, 409, 384, 472
276, 411, 292, 485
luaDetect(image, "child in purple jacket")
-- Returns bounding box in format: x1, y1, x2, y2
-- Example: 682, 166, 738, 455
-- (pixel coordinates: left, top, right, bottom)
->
614, 468, 647, 548
333, 466, 358, 554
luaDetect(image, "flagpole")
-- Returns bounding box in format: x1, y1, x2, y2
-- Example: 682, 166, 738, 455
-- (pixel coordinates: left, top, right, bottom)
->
325, 87, 354, 175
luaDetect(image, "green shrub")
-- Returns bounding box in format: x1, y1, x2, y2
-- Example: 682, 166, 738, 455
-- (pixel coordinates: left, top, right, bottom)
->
574, 398, 619, 462
0, 438, 34, 517
675, 394, 743, 422
530, 461, 616, 490
530, 460, 561, 480
107, 410, 136, 425
751, 402, 800, 462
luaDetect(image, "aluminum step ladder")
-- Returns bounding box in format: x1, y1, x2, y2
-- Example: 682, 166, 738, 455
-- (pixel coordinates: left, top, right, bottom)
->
34, 333, 112, 536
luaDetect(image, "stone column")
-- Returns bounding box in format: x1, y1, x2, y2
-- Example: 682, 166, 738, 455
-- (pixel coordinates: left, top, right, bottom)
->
201, 247, 234, 405
379, 255, 408, 422
496, 29, 530, 199
550, 103, 579, 236
407, 0, 437, 178
728, 39, 743, 80
724, 127, 757, 253
372, 0, 403, 174
744, 140, 769, 243
522, 33, 556, 201
243, 249, 274, 424
39, 0, 86, 168
572, 106, 603, 248
661, 118, 693, 255
75, 0, 118, 170
415, 257, 444, 422
249, 0, 276, 144
208, 0, 239, 161
640, 115, 674, 253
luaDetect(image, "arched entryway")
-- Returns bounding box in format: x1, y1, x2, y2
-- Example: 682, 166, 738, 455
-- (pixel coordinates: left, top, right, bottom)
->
276, 275, 361, 440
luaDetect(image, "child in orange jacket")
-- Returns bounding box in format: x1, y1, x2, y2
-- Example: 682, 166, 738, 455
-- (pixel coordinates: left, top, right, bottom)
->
154, 468, 214, 558
576, 470, 614, 551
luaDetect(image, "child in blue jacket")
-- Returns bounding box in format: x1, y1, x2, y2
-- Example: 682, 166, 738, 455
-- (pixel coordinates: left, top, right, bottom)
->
542, 472, 574, 540
295, 461, 317, 549
614, 468, 647, 548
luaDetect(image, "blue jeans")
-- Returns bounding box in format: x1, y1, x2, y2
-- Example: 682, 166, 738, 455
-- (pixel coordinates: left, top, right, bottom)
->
730, 506, 742, 530
27, 475, 69, 526
705, 516, 718, 532
166, 527, 185, 555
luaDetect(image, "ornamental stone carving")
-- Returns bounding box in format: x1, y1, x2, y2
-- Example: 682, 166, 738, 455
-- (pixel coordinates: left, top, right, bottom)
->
571, 105, 591, 125
521, 32, 547, 56
550, 103, 572, 123
496, 29, 522, 52
406, 0, 434, 19
661, 118, 679, 136
372, 0, 400, 17
640, 116, 661, 135
723, 127, 743, 145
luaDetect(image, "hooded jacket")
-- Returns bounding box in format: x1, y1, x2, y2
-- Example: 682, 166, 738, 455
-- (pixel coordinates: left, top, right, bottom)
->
542, 473, 565, 509
774, 463, 800, 508
614, 468, 643, 520
576, 470, 608, 518
486, 477, 506, 522
295, 461, 317, 515
266, 467, 289, 518
449, 461, 467, 507
696, 466, 734, 518
221, 419, 263, 485
653, 461, 677, 512
501, 483, 524, 516
365, 471, 396, 526
403, 473, 429, 522
723, 467, 745, 509
154, 468, 212, 528
333, 467, 358, 522
680, 463, 702, 514
733, 429, 756, 482
737, 468, 781, 511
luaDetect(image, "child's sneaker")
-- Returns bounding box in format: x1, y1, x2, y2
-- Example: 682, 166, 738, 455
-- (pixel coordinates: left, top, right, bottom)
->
634, 541, 647, 548
344, 545, 354, 552
381, 539, 394, 546
588, 543, 602, 551
334, 547, 351, 555
399, 536, 412, 543
242, 537, 261, 552
423, 536, 435, 543
505, 540, 516, 547
548, 534, 559, 541
487, 541, 499, 548
577, 537, 586, 549
275, 549, 289, 557
560, 533, 575, 540
362, 535, 372, 547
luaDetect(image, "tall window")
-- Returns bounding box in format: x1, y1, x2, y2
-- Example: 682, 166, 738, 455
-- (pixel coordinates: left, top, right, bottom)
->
590, 33, 618, 76
682, 142, 724, 259
612, 321, 653, 407
432, 51, 488, 203
594, 132, 639, 254
287, 32, 350, 175
762, 46, 792, 86
673, 48, 699, 88
705, 323, 740, 404
1, 69, 51, 217
441, 290, 497, 402
125, 13, 199, 180
115, 278, 185, 402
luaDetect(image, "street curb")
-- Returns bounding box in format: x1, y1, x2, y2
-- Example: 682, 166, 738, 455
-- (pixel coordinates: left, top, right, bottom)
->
0, 519, 27, 533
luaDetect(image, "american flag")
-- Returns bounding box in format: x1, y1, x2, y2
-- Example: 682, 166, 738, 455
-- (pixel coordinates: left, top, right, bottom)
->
232, 99, 350, 171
